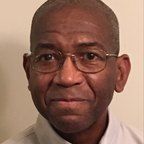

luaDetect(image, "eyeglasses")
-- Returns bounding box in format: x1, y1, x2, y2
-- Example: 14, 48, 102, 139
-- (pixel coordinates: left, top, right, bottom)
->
28, 48, 118, 74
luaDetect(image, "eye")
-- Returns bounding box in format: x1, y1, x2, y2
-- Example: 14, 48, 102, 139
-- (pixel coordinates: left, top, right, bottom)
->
36, 53, 55, 62
83, 52, 100, 61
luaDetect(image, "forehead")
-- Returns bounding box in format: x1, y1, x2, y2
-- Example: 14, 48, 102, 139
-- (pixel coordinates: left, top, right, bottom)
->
31, 5, 114, 52
34, 5, 111, 32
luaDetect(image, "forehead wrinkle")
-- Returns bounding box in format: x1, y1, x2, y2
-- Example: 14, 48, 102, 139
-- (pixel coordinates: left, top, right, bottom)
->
34, 29, 101, 37
33, 30, 105, 47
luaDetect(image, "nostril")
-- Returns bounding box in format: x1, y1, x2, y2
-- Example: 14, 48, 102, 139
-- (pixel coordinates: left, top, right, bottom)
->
55, 72, 77, 87
53, 68, 84, 87
55, 77, 83, 88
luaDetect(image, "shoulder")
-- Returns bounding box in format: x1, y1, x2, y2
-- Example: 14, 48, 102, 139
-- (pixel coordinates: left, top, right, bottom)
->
118, 121, 143, 144
110, 112, 143, 144
1, 125, 39, 144
101, 112, 143, 144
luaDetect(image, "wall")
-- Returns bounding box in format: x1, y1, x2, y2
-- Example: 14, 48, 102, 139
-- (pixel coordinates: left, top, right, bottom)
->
0, 0, 143, 143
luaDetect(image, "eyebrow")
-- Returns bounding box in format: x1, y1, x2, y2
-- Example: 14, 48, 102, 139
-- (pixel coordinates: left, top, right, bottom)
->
35, 43, 57, 51
77, 42, 104, 50
34, 41, 105, 53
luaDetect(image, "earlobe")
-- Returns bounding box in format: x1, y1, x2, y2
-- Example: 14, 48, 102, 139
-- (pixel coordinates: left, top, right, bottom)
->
23, 53, 31, 80
115, 54, 131, 92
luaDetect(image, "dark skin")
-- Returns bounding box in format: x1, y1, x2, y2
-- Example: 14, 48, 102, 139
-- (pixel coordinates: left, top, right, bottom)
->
24, 5, 131, 144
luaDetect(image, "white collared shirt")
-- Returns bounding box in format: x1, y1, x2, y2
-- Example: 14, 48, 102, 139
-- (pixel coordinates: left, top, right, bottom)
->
2, 112, 143, 144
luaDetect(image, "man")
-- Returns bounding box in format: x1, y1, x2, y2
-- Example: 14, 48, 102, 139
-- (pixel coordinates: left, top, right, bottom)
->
2, 0, 143, 144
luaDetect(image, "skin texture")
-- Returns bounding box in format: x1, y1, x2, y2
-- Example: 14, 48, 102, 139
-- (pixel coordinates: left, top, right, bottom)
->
23, 2, 131, 144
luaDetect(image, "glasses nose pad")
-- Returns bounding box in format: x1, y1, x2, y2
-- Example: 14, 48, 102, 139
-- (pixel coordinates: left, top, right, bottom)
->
59, 54, 77, 70
70, 54, 77, 64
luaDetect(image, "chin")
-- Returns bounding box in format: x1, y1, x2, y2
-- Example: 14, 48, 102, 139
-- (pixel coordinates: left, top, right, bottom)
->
49, 115, 94, 133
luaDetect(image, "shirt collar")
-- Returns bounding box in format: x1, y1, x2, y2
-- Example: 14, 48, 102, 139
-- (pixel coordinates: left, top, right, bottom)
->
35, 112, 120, 144
99, 111, 120, 144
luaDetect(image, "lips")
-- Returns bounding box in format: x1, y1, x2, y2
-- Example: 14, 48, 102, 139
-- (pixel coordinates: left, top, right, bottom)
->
46, 97, 90, 116
46, 97, 89, 108
44, 86, 95, 106
50, 98, 87, 102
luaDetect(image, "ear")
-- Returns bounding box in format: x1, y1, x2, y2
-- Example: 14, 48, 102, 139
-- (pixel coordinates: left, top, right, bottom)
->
115, 54, 131, 92
23, 53, 31, 81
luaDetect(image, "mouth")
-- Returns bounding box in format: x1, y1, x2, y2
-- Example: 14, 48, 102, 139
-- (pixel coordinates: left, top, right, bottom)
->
47, 98, 89, 108
50, 98, 87, 102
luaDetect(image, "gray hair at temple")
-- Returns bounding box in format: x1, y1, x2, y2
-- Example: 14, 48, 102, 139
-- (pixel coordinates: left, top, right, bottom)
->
30, 0, 120, 54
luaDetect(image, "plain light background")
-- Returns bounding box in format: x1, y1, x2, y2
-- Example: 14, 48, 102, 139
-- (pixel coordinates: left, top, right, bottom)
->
0, 0, 143, 143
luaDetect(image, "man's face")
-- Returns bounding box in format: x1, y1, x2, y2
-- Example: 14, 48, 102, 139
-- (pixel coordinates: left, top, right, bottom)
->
26, 6, 118, 133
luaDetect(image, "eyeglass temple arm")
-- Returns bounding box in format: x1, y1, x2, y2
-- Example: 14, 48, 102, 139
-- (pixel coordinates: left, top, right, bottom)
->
106, 53, 118, 57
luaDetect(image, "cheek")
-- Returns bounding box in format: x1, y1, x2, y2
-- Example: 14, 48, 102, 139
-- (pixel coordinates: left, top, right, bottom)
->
85, 69, 116, 110
29, 73, 50, 94
28, 71, 55, 113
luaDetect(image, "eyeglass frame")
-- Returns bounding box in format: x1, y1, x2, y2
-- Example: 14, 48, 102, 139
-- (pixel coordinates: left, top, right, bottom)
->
26, 48, 118, 74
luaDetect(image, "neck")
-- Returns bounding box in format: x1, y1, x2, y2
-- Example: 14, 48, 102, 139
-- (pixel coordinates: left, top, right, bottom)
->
54, 111, 109, 144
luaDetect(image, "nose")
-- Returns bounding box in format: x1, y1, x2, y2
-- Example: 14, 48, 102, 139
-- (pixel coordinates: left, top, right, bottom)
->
53, 57, 84, 87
